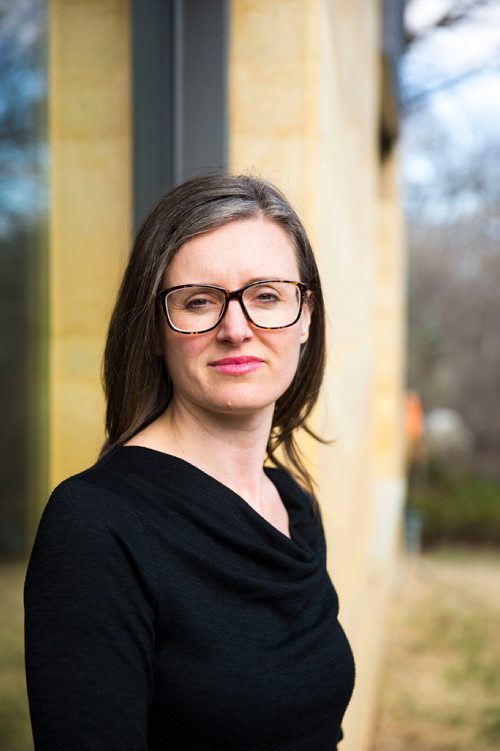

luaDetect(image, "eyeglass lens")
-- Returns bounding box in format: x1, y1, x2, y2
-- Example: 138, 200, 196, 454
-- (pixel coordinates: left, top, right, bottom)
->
165, 281, 302, 332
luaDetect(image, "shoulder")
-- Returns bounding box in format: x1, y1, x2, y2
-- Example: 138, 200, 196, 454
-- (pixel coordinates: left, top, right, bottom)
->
266, 465, 315, 506
34, 452, 156, 561
266, 465, 323, 524
40, 445, 164, 523
41, 465, 137, 531
27, 457, 159, 602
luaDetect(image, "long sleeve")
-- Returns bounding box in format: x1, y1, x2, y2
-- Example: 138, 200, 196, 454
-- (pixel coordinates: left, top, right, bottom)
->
24, 478, 159, 750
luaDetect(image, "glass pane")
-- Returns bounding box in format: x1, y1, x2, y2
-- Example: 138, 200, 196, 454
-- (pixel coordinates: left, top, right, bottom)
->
0, 0, 49, 557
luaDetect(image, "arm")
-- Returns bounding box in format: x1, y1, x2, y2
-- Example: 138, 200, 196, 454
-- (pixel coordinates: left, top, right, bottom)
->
24, 478, 158, 750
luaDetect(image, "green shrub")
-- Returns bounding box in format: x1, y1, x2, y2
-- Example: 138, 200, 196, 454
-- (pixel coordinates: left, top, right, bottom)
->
410, 464, 500, 547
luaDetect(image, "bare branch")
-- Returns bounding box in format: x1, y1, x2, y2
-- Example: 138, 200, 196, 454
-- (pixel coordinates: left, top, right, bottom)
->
402, 52, 500, 108
404, 0, 497, 48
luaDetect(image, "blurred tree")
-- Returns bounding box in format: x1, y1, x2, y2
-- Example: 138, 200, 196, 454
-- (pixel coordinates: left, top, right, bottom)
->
402, 0, 500, 475
405, 0, 498, 48
403, 0, 500, 110
0, 0, 48, 556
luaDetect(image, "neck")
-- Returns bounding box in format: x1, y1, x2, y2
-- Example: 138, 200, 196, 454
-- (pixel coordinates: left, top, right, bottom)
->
135, 396, 275, 506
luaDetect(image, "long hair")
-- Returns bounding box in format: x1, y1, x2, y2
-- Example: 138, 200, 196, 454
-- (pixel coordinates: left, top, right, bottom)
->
101, 173, 326, 508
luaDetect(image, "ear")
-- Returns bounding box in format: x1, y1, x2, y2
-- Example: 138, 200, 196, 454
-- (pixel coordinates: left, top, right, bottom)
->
299, 293, 313, 345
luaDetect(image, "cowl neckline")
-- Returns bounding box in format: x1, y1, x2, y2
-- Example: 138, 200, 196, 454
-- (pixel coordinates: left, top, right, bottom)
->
96, 444, 334, 638
109, 444, 322, 562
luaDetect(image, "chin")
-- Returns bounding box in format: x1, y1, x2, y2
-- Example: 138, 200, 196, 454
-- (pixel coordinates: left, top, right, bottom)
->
209, 395, 276, 415
201, 383, 284, 416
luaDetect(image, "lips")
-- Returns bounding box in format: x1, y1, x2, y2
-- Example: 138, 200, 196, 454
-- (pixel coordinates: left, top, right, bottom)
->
209, 356, 264, 375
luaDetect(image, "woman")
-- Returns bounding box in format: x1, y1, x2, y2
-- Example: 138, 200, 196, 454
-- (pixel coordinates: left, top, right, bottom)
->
25, 173, 355, 750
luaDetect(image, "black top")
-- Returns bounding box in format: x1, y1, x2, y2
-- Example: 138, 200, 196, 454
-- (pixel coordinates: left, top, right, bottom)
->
24, 446, 355, 750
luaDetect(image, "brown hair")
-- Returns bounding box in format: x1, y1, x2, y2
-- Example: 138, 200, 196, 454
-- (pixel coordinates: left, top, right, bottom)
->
101, 173, 326, 508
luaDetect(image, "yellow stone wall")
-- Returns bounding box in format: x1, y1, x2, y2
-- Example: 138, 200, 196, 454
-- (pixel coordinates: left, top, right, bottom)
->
230, 1, 405, 748
49, 0, 132, 487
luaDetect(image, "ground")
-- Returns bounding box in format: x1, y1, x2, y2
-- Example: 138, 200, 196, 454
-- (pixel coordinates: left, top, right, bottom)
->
371, 547, 500, 751
0, 562, 31, 751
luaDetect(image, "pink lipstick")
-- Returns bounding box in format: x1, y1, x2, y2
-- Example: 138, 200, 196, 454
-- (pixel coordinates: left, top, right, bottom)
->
209, 356, 263, 375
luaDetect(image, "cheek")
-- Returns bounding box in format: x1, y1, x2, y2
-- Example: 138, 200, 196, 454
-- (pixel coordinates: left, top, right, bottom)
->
272, 331, 303, 376
161, 332, 208, 374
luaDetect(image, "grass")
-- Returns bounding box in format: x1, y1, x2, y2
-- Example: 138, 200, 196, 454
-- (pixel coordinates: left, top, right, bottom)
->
0, 561, 32, 751
371, 547, 500, 751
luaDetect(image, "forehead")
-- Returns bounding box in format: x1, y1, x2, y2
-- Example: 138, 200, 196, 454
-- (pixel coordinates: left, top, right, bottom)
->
164, 217, 300, 287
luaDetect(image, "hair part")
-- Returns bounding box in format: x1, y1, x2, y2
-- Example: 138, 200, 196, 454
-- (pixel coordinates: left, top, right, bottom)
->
101, 172, 327, 512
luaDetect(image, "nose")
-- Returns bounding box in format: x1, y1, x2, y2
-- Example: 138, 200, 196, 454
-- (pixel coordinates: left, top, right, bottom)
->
215, 299, 253, 343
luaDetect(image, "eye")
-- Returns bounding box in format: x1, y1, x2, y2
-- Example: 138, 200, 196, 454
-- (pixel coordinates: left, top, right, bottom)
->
256, 291, 279, 302
247, 285, 282, 305
184, 296, 215, 310
167, 287, 223, 314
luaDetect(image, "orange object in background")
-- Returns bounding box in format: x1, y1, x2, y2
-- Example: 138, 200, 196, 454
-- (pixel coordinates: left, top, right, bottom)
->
406, 391, 424, 442
405, 391, 424, 465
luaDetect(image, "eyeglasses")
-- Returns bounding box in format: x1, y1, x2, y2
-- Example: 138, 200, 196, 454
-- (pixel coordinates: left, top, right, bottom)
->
156, 280, 309, 334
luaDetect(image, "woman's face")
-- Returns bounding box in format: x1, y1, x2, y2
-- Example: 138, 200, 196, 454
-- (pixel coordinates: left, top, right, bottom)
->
158, 217, 312, 421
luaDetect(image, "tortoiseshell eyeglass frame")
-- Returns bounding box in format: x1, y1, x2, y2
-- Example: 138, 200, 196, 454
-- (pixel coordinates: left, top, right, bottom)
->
156, 280, 309, 335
